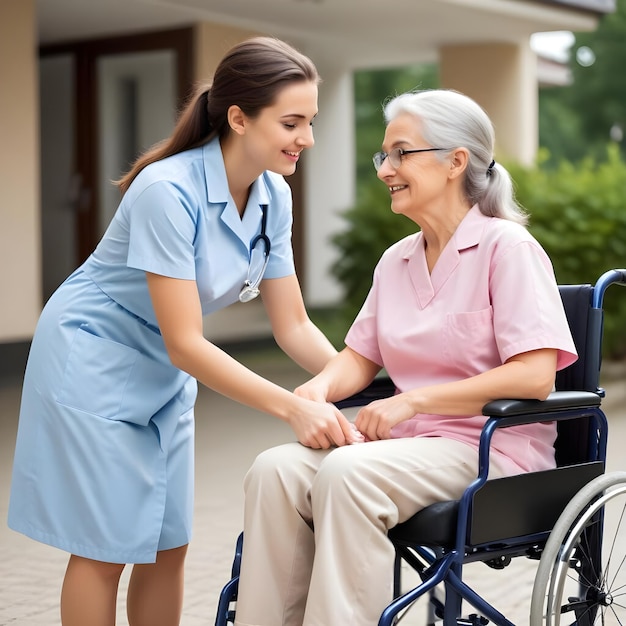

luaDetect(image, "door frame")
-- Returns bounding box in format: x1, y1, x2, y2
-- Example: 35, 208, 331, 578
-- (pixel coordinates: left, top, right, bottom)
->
40, 27, 194, 264
39, 26, 306, 289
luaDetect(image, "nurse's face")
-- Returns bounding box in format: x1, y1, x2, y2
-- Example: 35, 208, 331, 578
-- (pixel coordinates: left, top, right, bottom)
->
376, 113, 450, 221
241, 80, 317, 176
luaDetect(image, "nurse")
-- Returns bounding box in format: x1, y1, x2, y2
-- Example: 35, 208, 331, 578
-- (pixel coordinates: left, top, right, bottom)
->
8, 36, 359, 626
233, 89, 579, 626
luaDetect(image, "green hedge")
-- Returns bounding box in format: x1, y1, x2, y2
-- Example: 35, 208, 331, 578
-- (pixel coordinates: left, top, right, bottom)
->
331, 144, 626, 359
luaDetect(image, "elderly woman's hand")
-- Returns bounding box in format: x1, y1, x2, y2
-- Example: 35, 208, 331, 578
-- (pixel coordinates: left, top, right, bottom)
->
354, 393, 418, 440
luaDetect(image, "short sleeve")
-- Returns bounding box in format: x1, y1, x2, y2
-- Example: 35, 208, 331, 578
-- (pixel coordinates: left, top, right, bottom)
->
126, 181, 198, 280
490, 239, 577, 371
344, 263, 385, 367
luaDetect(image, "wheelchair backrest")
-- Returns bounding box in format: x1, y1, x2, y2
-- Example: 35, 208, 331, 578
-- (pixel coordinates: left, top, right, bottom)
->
554, 284, 604, 467
556, 284, 603, 394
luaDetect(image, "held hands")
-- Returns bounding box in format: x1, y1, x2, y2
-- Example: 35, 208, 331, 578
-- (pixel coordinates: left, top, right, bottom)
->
291, 382, 364, 449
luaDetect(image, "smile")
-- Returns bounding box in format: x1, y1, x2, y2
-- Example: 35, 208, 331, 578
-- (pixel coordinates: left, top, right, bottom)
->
389, 185, 407, 193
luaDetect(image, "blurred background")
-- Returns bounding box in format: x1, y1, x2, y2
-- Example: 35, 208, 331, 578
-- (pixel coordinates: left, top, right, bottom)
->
2, 2, 626, 623
1, 0, 625, 380
337, 1, 626, 360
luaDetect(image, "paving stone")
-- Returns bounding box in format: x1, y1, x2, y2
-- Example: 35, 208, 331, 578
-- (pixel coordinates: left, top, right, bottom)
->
2, 360, 625, 625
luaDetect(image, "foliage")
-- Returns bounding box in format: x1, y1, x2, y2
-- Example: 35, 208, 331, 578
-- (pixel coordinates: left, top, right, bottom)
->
567, 0, 626, 159
336, 9, 626, 356
354, 65, 438, 183
538, 91, 585, 164
331, 180, 418, 320
538, 0, 626, 165
509, 145, 626, 357
325, 63, 438, 334
331, 145, 626, 358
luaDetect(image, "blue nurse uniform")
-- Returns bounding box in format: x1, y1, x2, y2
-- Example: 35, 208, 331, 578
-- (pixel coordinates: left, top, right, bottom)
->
8, 138, 296, 563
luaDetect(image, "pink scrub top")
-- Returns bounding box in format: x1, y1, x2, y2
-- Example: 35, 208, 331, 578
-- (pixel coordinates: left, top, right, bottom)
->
345, 205, 578, 474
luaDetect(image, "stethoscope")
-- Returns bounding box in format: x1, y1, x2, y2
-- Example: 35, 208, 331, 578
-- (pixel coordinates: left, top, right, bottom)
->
239, 204, 271, 303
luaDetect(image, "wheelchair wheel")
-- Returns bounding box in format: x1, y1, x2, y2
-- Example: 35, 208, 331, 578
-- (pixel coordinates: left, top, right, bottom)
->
530, 471, 626, 625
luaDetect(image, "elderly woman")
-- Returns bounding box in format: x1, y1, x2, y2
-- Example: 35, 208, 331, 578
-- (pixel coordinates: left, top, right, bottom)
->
233, 89, 577, 626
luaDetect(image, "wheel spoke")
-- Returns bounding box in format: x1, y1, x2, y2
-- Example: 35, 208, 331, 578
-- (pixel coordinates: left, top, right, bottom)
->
530, 474, 626, 626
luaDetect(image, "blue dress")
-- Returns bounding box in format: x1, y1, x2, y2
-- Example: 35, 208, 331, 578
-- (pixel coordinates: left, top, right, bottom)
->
8, 138, 295, 563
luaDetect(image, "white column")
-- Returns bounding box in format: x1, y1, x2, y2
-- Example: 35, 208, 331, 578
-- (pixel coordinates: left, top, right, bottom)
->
440, 41, 538, 166
302, 64, 356, 306
0, 0, 41, 340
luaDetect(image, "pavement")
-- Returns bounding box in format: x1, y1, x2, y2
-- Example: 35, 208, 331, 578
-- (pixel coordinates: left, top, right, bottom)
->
1, 347, 625, 626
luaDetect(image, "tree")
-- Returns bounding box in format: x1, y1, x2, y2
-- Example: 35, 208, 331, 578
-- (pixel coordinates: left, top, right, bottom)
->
354, 65, 438, 188
539, 0, 626, 164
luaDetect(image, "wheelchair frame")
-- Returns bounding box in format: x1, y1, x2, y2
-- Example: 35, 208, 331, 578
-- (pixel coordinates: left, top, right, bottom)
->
215, 269, 626, 626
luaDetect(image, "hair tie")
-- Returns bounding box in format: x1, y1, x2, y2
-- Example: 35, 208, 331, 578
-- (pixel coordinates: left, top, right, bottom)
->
486, 159, 496, 177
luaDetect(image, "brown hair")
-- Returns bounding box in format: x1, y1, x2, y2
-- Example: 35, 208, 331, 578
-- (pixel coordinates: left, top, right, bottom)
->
116, 36, 320, 194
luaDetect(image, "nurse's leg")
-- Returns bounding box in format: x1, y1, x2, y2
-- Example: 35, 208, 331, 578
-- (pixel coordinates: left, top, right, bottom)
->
127, 544, 188, 626
60, 554, 125, 626
234, 442, 332, 626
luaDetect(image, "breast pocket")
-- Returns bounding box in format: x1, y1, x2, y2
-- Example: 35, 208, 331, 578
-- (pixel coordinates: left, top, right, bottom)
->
443, 307, 499, 375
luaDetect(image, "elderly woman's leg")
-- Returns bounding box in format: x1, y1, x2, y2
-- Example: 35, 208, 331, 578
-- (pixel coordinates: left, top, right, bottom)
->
302, 437, 491, 626
234, 443, 332, 626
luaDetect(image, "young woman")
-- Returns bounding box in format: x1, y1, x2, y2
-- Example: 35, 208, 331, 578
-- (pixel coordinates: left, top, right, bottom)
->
233, 89, 578, 626
8, 36, 359, 626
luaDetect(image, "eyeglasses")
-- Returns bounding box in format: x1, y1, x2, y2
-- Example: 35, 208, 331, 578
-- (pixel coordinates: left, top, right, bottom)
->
372, 147, 448, 172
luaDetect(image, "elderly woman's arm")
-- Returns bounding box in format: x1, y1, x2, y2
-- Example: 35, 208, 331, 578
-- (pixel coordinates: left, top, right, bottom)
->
354, 348, 557, 441
294, 346, 382, 404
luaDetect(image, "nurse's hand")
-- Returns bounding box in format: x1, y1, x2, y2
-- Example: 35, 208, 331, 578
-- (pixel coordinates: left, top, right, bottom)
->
355, 393, 416, 441
293, 379, 328, 404
289, 398, 364, 449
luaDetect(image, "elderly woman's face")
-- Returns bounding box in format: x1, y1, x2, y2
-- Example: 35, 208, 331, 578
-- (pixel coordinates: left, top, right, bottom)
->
376, 113, 450, 218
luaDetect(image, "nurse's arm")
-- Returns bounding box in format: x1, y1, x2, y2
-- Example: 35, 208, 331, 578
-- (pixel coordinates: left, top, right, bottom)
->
145, 272, 359, 448
260, 274, 337, 374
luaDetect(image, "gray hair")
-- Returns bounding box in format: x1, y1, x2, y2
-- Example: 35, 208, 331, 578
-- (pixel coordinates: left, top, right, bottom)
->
383, 89, 527, 225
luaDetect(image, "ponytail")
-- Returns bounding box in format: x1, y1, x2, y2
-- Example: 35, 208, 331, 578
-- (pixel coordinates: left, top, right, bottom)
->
115, 85, 216, 194
478, 162, 528, 226
116, 36, 319, 195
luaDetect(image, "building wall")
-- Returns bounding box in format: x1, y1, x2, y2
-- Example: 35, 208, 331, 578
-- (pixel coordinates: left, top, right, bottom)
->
0, 12, 565, 353
0, 0, 41, 342
194, 22, 260, 81
440, 42, 538, 166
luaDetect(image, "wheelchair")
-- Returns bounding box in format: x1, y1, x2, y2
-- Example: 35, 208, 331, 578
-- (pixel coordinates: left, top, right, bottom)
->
215, 268, 626, 626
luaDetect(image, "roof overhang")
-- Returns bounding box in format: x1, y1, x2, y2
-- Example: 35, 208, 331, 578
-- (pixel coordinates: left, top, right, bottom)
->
37, 0, 612, 69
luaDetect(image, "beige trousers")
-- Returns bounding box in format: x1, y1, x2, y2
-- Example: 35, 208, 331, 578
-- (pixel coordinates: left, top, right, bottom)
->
233, 437, 513, 626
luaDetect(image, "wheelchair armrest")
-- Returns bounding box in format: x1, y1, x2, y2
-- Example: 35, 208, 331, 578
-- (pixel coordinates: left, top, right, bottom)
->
483, 390, 601, 418
334, 376, 396, 409
471, 389, 605, 490
456, 390, 606, 552
337, 385, 602, 417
